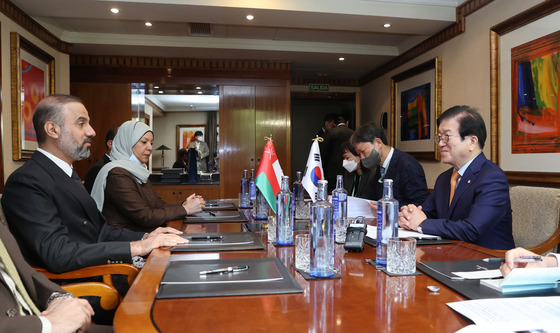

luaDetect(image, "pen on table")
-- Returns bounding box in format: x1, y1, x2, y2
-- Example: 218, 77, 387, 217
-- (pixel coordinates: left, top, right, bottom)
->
191, 235, 224, 241
199, 265, 249, 275
482, 256, 542, 263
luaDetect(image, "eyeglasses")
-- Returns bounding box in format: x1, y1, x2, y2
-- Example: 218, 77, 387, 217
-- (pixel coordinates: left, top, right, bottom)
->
434, 134, 461, 144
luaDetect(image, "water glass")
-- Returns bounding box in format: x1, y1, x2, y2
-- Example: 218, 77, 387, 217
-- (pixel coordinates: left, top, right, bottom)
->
295, 234, 310, 272
335, 217, 350, 244
386, 237, 417, 274
238, 192, 251, 208
267, 216, 276, 243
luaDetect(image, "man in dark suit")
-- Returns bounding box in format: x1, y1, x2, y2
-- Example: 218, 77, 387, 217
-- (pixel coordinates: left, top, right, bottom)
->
0, 213, 97, 332
351, 123, 429, 208
399, 105, 515, 250
84, 126, 118, 193
1, 94, 187, 274
322, 115, 354, 192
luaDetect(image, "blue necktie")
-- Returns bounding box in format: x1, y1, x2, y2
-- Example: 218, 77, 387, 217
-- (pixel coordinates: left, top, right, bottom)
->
380, 166, 386, 179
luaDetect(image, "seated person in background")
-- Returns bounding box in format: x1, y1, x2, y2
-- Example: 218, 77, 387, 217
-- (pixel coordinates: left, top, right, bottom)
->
173, 148, 188, 170
188, 131, 210, 173
91, 121, 206, 233
2, 94, 187, 275
351, 122, 429, 208
500, 247, 560, 277
341, 141, 376, 198
84, 126, 118, 193
399, 105, 515, 250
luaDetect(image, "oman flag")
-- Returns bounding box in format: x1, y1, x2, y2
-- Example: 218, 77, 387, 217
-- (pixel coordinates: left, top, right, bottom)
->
255, 140, 284, 214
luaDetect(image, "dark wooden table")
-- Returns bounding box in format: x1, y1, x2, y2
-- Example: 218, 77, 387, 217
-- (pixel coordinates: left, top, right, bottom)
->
114, 221, 499, 332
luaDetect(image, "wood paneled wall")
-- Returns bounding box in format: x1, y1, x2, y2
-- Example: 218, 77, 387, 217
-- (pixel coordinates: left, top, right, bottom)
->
70, 82, 132, 178
70, 55, 292, 198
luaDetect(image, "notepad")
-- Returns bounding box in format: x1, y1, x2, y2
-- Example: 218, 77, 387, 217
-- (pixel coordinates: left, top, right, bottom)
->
480, 267, 560, 294
366, 225, 441, 239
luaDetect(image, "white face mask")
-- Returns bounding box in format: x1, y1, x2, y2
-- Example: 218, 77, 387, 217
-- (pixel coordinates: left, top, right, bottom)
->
342, 159, 358, 173
197, 136, 203, 142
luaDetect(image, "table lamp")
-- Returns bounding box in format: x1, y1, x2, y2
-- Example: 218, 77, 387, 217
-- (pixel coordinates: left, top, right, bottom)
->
155, 144, 171, 167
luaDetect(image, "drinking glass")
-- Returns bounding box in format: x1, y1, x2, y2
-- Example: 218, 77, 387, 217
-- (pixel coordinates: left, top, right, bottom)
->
335, 217, 350, 244
386, 237, 417, 274
295, 234, 310, 272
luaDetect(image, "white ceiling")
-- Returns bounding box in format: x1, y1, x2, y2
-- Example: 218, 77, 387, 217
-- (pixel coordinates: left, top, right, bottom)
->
12, 0, 468, 80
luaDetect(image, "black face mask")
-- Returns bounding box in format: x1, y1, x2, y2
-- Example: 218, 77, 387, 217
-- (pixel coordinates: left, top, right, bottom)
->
361, 147, 380, 170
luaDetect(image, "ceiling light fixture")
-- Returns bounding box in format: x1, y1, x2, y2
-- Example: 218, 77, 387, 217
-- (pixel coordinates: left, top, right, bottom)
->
196, 86, 201, 90
246, 15, 254, 21
339, 57, 345, 61
110, 8, 119, 14
158, 90, 164, 94
145, 22, 153, 27
197, 91, 203, 94
154, 85, 159, 89
383, 23, 391, 28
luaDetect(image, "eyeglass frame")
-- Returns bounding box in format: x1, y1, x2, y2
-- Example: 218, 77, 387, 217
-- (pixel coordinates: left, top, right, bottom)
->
434, 134, 462, 144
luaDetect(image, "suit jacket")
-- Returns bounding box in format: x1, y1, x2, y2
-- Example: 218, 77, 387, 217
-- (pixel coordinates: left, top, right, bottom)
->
1, 151, 144, 274
342, 164, 377, 198
0, 220, 64, 332
322, 125, 354, 192
421, 153, 515, 250
103, 168, 187, 232
84, 154, 111, 193
361, 148, 429, 207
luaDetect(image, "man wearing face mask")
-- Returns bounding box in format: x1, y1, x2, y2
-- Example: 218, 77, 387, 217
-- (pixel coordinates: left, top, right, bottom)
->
341, 141, 377, 198
351, 122, 428, 209
188, 131, 210, 172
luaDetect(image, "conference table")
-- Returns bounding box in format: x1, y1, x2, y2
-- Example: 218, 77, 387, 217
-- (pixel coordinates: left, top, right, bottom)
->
114, 218, 500, 332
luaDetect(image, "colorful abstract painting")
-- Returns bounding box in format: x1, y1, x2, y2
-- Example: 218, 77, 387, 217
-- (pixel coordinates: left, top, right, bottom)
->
512, 31, 560, 154
400, 83, 431, 141
21, 59, 45, 143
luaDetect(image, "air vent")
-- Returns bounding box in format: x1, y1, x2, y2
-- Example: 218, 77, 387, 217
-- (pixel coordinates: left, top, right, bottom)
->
189, 23, 212, 37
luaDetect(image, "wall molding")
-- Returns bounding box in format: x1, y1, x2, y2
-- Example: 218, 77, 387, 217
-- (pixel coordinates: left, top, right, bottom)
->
359, 0, 494, 85
0, 0, 71, 53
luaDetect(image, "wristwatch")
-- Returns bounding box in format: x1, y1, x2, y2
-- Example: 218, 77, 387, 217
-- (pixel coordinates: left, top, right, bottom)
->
417, 220, 426, 234
47, 292, 75, 307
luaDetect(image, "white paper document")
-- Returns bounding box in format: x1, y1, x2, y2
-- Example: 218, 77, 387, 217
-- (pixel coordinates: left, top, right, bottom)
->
450, 269, 502, 280
479, 267, 560, 293
365, 225, 441, 239
347, 196, 375, 218
448, 296, 560, 332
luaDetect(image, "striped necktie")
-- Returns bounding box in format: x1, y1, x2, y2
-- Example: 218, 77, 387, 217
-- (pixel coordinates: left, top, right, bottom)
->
0, 238, 41, 315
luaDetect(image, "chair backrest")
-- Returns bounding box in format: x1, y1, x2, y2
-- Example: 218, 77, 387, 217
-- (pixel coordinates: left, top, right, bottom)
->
510, 186, 560, 254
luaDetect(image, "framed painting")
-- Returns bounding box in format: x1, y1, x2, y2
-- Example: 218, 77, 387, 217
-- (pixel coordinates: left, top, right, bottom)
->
10, 32, 55, 161
490, 2, 560, 183
176, 124, 207, 152
391, 57, 442, 160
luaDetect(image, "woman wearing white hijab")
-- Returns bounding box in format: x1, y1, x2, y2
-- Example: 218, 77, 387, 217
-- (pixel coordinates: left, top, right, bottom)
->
91, 121, 205, 232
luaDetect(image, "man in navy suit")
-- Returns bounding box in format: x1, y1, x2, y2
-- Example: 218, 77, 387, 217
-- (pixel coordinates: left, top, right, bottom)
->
399, 105, 514, 250
351, 123, 429, 208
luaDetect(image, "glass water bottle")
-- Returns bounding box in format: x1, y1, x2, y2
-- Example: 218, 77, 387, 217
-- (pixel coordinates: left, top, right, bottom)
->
376, 179, 399, 267
276, 176, 294, 245
310, 180, 334, 278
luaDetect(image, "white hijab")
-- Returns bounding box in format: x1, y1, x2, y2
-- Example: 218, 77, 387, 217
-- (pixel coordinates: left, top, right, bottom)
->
91, 121, 152, 211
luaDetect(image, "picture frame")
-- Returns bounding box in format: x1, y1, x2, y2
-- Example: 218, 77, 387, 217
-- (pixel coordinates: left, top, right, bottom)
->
10, 32, 55, 161
490, 3, 560, 183
176, 124, 207, 152
391, 57, 442, 161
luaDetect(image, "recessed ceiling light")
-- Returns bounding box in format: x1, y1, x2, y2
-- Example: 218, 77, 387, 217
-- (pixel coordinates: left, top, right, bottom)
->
158, 91, 164, 94
246, 15, 254, 21
110, 8, 119, 14
196, 86, 201, 90
197, 91, 203, 94
383, 23, 391, 28
153, 85, 159, 89
145, 22, 153, 27
339, 57, 345, 61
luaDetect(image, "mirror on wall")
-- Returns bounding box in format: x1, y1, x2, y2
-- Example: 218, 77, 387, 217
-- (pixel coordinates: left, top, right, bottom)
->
143, 84, 219, 174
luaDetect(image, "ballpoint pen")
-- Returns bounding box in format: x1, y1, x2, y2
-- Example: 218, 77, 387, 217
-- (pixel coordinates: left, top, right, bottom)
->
199, 265, 249, 275
191, 235, 224, 241
482, 256, 542, 263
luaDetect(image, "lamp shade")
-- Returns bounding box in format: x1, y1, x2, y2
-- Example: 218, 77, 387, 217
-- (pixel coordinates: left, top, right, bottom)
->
155, 145, 171, 151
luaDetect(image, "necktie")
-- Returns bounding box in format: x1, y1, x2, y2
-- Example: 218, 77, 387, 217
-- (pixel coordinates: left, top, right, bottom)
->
449, 170, 460, 206
380, 166, 386, 179
71, 169, 85, 189
0, 237, 41, 315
